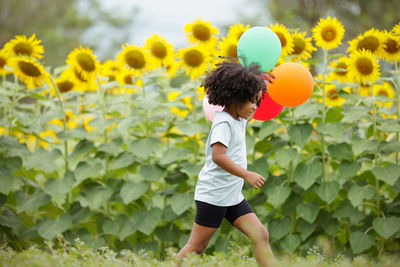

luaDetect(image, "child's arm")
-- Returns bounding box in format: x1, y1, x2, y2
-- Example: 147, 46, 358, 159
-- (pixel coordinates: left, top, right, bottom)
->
211, 142, 265, 188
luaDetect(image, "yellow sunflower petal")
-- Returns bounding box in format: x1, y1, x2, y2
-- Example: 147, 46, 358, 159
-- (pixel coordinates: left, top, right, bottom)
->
184, 18, 219, 48
289, 31, 317, 60
348, 49, 381, 84
66, 46, 99, 80
177, 45, 211, 80
8, 56, 49, 88
312, 16, 345, 50
144, 34, 175, 68
380, 31, 400, 62
4, 34, 44, 59
268, 23, 294, 57
227, 23, 250, 42
116, 43, 155, 76
347, 28, 385, 58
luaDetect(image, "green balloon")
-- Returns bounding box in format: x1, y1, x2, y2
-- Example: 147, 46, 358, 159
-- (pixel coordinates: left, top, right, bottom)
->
237, 27, 282, 72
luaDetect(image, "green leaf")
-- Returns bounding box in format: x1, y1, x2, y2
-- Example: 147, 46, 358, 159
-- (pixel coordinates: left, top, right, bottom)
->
269, 217, 292, 240
24, 148, 62, 173
176, 121, 208, 136
129, 138, 160, 159
266, 185, 291, 207
333, 205, 366, 224
297, 219, 316, 241
102, 214, 137, 240
351, 137, 379, 156
378, 121, 400, 132
170, 193, 193, 215
316, 122, 345, 140
328, 142, 353, 160
109, 152, 136, 170
165, 170, 189, 184
337, 161, 361, 181
139, 164, 164, 181
247, 156, 269, 178
16, 190, 51, 213
296, 202, 319, 224
319, 211, 338, 235
372, 216, 400, 239
155, 224, 180, 243
74, 161, 103, 183
274, 148, 298, 168
281, 234, 301, 253
342, 106, 369, 123
133, 208, 162, 235
315, 181, 340, 204
325, 107, 344, 123
287, 123, 313, 148
0, 208, 21, 228
258, 121, 281, 139
38, 214, 73, 240
0, 166, 14, 194
70, 139, 94, 159
348, 184, 375, 207
120, 180, 149, 204
372, 163, 400, 186
159, 147, 189, 165
44, 171, 76, 205
80, 186, 113, 210
97, 137, 123, 156
294, 160, 323, 190
350, 231, 374, 254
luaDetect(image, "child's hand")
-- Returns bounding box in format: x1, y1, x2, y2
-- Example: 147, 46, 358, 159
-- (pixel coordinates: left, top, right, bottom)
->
244, 171, 265, 189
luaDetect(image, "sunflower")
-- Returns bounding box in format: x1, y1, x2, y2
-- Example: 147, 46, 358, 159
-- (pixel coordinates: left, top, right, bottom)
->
0, 49, 11, 76
380, 31, 400, 62
51, 75, 76, 97
116, 68, 138, 94
38, 130, 60, 149
99, 59, 121, 83
64, 66, 97, 92
392, 22, 400, 36
117, 44, 155, 76
321, 84, 346, 107
347, 29, 385, 58
358, 83, 372, 97
348, 49, 380, 84
373, 82, 395, 108
8, 56, 49, 88
184, 18, 219, 48
48, 110, 80, 130
227, 23, 250, 42
4, 34, 44, 59
312, 16, 345, 50
144, 34, 175, 67
66, 46, 99, 80
177, 45, 211, 80
217, 36, 238, 59
288, 31, 317, 61
164, 60, 179, 78
327, 56, 351, 82
168, 91, 193, 117
268, 23, 294, 57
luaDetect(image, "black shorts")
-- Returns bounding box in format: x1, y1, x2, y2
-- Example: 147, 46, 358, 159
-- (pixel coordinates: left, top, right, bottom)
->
194, 199, 254, 228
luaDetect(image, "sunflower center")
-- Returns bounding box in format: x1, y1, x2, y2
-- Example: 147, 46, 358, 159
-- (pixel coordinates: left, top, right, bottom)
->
193, 24, 211, 41
76, 53, 95, 72
356, 58, 373, 75
125, 51, 145, 69
335, 62, 347, 76
0, 57, 6, 68
276, 32, 287, 47
384, 38, 399, 54
107, 75, 116, 82
357, 36, 379, 52
321, 27, 337, 41
327, 89, 339, 100
57, 80, 74, 93
124, 75, 133, 84
228, 44, 237, 57
184, 49, 203, 67
74, 68, 87, 82
18, 61, 41, 77
14, 43, 33, 56
292, 37, 305, 54
151, 42, 167, 59
377, 90, 388, 97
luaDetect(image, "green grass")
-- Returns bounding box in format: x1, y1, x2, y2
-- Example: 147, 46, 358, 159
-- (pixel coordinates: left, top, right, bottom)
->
1, 240, 399, 267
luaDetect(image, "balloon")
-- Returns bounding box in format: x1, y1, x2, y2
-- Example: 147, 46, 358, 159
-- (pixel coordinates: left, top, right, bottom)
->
253, 92, 284, 121
237, 27, 282, 72
267, 63, 314, 107
203, 94, 224, 122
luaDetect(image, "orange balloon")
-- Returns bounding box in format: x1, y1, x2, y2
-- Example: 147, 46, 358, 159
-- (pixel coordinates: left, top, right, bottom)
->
267, 63, 314, 107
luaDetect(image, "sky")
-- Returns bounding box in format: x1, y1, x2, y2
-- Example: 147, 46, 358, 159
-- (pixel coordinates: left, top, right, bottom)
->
99, 0, 265, 48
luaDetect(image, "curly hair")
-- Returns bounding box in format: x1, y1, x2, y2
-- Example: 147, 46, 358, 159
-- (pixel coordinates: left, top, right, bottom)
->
202, 58, 266, 107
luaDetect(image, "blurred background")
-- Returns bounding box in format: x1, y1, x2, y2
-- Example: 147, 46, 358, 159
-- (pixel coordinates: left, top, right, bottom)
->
1, 0, 398, 67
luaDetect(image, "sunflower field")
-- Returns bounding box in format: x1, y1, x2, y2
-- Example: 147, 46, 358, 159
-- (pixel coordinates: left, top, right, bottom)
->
1, 17, 400, 261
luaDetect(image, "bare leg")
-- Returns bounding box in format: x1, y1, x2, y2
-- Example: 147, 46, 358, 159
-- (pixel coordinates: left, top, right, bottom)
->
176, 222, 218, 266
233, 213, 275, 267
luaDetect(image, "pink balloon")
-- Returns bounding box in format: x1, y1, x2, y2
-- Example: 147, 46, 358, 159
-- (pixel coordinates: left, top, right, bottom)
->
253, 91, 284, 121
203, 94, 224, 122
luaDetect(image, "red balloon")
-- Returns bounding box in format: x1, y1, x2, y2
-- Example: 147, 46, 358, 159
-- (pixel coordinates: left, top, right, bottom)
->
253, 91, 284, 121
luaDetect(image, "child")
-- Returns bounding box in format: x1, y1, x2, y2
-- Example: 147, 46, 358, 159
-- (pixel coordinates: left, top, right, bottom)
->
177, 59, 275, 267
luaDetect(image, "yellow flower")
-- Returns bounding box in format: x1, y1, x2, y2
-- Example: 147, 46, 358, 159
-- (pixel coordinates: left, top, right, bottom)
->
196, 86, 206, 100
164, 60, 179, 78
64, 66, 97, 92
268, 23, 294, 57
227, 23, 250, 42
392, 22, 400, 36
99, 59, 121, 83
358, 83, 371, 97
144, 34, 175, 67
312, 16, 345, 50
38, 130, 60, 149
66, 46, 99, 80
327, 56, 351, 83
116, 68, 139, 94
323, 84, 346, 107
347, 29, 385, 58
117, 44, 155, 76
348, 49, 380, 84
48, 110, 80, 130
184, 18, 219, 48
82, 114, 96, 133
0, 49, 11, 76
289, 31, 317, 61
168, 91, 193, 117
380, 31, 400, 62
8, 56, 49, 88
177, 45, 211, 80
4, 34, 44, 59
373, 82, 395, 108
217, 36, 238, 59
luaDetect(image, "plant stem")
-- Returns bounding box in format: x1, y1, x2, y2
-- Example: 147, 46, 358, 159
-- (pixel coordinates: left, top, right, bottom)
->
395, 61, 400, 165
49, 76, 69, 173
96, 77, 109, 176
7, 74, 19, 137
371, 83, 381, 216
321, 49, 329, 181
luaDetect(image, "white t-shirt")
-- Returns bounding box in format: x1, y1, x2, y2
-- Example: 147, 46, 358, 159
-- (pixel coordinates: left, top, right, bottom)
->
194, 111, 248, 206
